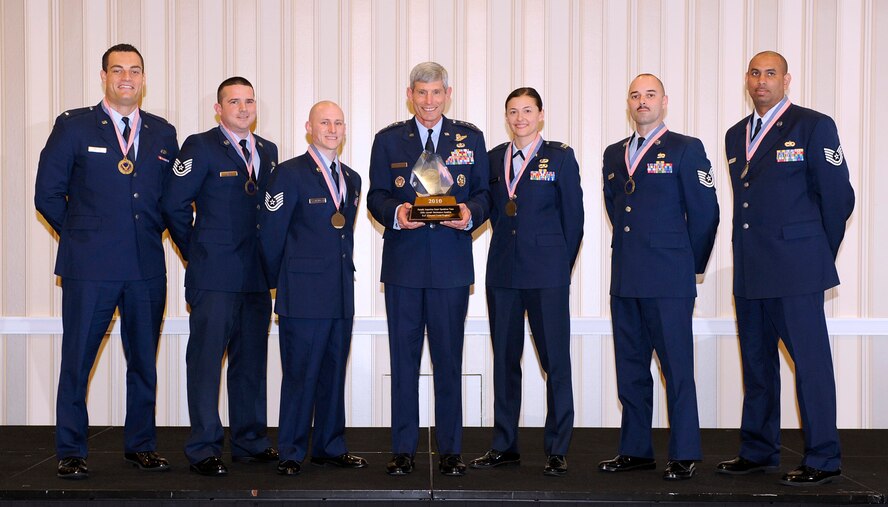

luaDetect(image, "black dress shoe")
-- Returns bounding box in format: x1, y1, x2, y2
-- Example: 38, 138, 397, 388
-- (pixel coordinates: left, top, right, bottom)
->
386, 453, 415, 475
439, 454, 467, 476
663, 460, 696, 480
190, 456, 228, 476
598, 454, 656, 472
124, 451, 170, 471
470, 449, 520, 469
543, 455, 568, 477
233, 447, 279, 463
310, 453, 368, 468
779, 465, 841, 486
716, 456, 778, 475
57, 457, 89, 480
277, 459, 302, 476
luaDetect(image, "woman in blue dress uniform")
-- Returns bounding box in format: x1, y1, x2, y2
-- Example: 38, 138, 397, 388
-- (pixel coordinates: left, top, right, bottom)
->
470, 88, 584, 476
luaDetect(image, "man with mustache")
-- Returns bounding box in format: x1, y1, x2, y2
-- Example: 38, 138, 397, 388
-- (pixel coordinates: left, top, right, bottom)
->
599, 73, 719, 481
162, 76, 279, 476
35, 43, 179, 479
716, 51, 854, 486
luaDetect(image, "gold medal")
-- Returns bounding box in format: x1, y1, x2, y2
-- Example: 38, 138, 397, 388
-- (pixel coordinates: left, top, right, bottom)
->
244, 177, 257, 195
118, 158, 134, 175
331, 211, 346, 229
740, 162, 749, 179
624, 177, 636, 195
505, 199, 517, 217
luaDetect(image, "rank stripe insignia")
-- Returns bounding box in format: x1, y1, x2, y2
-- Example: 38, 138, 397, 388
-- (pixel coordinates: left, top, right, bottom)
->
697, 168, 715, 188
172, 158, 193, 177
265, 191, 284, 211
824, 146, 844, 166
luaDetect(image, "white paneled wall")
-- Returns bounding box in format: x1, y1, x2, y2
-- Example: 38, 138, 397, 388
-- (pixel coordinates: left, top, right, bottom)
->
2, 0, 887, 429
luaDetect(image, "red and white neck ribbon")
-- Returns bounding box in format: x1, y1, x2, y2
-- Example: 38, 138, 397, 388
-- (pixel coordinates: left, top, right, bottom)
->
103, 98, 140, 159
220, 124, 256, 178
745, 97, 791, 164
503, 134, 544, 198
308, 145, 346, 210
623, 123, 668, 177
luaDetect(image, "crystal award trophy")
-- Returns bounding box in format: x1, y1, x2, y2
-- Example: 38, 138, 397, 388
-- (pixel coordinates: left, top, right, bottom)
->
408, 151, 461, 221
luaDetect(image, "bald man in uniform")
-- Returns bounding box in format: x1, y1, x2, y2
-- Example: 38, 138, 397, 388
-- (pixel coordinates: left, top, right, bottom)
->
599, 74, 719, 481
259, 101, 366, 476
716, 51, 854, 487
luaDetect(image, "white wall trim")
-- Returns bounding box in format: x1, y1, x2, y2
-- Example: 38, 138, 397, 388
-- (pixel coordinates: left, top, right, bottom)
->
3, 316, 888, 336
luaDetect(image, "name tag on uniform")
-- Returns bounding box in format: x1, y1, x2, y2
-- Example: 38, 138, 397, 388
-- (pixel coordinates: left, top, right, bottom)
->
219, 171, 238, 177
390, 162, 408, 169
88, 146, 107, 153
309, 197, 327, 204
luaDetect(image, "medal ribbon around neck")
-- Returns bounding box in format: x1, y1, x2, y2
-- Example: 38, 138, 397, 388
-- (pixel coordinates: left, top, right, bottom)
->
103, 98, 140, 161
308, 145, 346, 210
503, 134, 544, 199
623, 123, 668, 177
745, 98, 791, 164
220, 124, 256, 178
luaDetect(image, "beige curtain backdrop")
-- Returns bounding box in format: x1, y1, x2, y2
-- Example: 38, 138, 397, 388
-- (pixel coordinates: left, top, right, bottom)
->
1, 0, 886, 429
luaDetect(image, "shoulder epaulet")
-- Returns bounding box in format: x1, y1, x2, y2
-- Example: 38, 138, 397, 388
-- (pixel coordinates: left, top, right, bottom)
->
545, 140, 570, 150
451, 119, 482, 132
139, 109, 171, 124
58, 106, 94, 120
377, 119, 409, 134
491, 141, 510, 152
253, 133, 277, 149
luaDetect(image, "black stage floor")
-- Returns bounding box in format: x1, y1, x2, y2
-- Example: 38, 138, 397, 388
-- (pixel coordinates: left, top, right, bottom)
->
0, 426, 885, 505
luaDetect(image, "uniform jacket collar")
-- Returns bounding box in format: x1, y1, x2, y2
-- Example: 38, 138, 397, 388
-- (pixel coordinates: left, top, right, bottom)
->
214, 126, 273, 182
298, 151, 357, 210
95, 101, 158, 166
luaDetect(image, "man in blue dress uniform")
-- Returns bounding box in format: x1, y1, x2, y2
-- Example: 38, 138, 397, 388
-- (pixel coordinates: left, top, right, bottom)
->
258, 101, 366, 476
367, 62, 490, 477
161, 77, 278, 476
599, 74, 719, 481
35, 44, 179, 479
716, 51, 854, 487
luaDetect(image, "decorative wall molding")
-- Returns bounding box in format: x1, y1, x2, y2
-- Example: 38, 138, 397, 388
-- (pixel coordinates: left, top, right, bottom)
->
3, 317, 888, 337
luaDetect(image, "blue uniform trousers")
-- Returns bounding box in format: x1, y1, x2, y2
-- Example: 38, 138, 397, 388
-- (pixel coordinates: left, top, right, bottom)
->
385, 284, 468, 455
610, 296, 701, 460
56, 276, 166, 458
734, 292, 841, 471
184, 289, 272, 463
277, 317, 352, 462
487, 286, 573, 456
